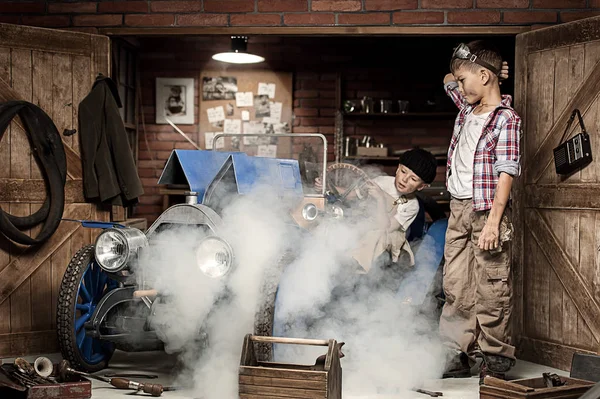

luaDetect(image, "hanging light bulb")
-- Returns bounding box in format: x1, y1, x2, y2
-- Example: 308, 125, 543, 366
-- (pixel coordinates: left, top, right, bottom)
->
212, 36, 265, 64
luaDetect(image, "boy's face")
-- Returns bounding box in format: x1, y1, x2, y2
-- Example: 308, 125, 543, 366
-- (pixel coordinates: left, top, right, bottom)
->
453, 65, 490, 105
395, 164, 428, 194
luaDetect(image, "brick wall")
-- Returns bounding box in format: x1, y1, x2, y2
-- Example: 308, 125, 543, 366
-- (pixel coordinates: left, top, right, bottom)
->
2, 0, 600, 31
132, 35, 514, 223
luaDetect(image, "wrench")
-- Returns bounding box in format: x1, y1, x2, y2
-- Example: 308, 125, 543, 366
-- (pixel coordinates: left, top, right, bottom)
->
415, 388, 444, 397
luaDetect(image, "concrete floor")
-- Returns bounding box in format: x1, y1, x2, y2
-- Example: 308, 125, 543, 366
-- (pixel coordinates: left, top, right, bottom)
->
1, 350, 568, 399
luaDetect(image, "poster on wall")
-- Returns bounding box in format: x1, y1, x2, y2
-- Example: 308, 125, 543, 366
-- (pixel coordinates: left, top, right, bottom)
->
202, 76, 238, 100
155, 77, 195, 124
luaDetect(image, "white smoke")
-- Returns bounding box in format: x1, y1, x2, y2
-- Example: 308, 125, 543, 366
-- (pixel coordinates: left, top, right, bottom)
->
136, 175, 446, 397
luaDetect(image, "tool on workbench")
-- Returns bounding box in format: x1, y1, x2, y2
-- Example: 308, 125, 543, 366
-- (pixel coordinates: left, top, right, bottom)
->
33, 356, 54, 378
58, 360, 163, 397
415, 388, 444, 397
103, 372, 159, 379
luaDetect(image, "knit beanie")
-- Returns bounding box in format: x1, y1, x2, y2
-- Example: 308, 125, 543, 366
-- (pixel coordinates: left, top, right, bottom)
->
399, 148, 437, 184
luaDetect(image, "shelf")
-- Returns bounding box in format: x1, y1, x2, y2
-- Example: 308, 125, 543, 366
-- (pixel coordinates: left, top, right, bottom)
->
343, 156, 398, 161
342, 111, 456, 118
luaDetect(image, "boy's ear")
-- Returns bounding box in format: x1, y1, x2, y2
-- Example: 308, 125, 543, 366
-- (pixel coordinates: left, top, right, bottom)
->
480, 69, 491, 85
417, 183, 429, 191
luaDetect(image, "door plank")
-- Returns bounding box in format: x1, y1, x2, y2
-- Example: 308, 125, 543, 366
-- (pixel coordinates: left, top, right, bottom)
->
0, 204, 91, 307
531, 231, 550, 339
579, 211, 595, 295
564, 210, 579, 346
526, 209, 600, 342
546, 210, 564, 342
526, 52, 542, 164
52, 54, 73, 150
524, 184, 600, 209
9, 204, 31, 334
538, 50, 557, 184
29, 202, 51, 331
582, 41, 600, 183
10, 49, 32, 180
0, 47, 10, 180
72, 55, 91, 156
0, 203, 9, 334
50, 238, 72, 329
31, 51, 52, 180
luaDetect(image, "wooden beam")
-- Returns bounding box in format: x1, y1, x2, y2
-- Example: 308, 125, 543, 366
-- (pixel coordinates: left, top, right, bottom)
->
525, 184, 600, 209
516, 336, 596, 372
0, 330, 58, 357
0, 178, 85, 203
527, 57, 600, 184
520, 15, 600, 53
0, 76, 83, 179
525, 209, 600, 342
99, 26, 530, 37
0, 23, 94, 56
0, 204, 91, 307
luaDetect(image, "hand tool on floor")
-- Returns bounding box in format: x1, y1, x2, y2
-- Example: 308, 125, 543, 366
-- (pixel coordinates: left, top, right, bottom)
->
415, 388, 444, 397
103, 373, 159, 379
58, 360, 163, 397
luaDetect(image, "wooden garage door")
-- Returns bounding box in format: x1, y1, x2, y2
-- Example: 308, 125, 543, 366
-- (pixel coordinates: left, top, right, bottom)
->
513, 16, 600, 370
0, 23, 110, 357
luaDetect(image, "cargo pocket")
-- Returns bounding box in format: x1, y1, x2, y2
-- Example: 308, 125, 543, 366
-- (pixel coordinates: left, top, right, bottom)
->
483, 266, 511, 306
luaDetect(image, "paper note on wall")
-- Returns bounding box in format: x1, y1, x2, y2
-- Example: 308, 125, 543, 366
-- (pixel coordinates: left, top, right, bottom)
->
266, 102, 282, 124
241, 110, 250, 121
205, 132, 224, 150
207, 106, 225, 123
224, 119, 242, 134
243, 121, 265, 145
258, 82, 276, 99
258, 144, 277, 158
235, 92, 253, 107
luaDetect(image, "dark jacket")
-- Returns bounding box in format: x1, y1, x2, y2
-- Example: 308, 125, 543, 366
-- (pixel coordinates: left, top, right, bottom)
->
78, 75, 143, 206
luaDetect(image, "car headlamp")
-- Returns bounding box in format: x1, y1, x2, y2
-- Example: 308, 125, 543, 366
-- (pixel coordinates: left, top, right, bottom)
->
451, 42, 500, 75
302, 203, 318, 221
94, 228, 148, 272
196, 236, 233, 278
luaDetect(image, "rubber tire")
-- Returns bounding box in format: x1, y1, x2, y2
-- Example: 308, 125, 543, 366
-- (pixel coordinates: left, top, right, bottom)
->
57, 245, 115, 373
253, 251, 296, 362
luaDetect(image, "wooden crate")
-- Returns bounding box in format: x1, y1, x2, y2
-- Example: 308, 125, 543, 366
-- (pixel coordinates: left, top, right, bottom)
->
480, 375, 594, 399
239, 334, 342, 399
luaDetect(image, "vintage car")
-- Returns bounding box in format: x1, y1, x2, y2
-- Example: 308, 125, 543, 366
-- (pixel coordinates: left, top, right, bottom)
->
56, 133, 448, 372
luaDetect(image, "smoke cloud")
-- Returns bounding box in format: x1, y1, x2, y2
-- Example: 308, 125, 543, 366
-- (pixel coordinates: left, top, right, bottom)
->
135, 173, 447, 398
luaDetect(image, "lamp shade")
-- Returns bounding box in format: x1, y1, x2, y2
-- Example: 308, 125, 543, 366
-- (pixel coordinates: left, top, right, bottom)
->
212, 36, 265, 64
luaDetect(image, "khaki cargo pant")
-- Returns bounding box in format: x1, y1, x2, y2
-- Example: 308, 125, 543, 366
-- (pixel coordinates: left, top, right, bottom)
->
439, 198, 515, 360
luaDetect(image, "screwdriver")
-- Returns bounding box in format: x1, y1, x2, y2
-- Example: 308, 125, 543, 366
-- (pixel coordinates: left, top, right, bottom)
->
58, 360, 163, 397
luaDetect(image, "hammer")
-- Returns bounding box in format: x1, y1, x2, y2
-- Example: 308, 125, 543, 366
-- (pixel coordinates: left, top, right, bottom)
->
58, 360, 163, 397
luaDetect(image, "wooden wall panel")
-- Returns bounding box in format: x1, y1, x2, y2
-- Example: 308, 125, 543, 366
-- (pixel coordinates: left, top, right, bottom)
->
0, 23, 110, 357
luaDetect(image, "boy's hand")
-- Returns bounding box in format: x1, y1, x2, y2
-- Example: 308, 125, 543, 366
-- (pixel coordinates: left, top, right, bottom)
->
499, 61, 509, 84
478, 222, 499, 251
314, 177, 323, 191
366, 181, 384, 200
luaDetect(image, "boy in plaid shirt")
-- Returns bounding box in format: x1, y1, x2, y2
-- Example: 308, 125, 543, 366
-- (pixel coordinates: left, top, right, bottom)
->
439, 40, 521, 383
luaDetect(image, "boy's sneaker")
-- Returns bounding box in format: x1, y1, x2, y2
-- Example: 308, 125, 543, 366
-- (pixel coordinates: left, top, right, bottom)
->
479, 354, 516, 385
442, 351, 471, 379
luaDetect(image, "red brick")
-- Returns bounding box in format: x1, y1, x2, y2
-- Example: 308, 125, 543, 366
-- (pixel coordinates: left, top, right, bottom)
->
393, 11, 444, 24
503, 10, 557, 23
0, 15, 20, 24
295, 89, 320, 98
73, 14, 123, 26
136, 205, 163, 215
477, 0, 528, 7
151, 1, 203, 12
447, 11, 500, 24
364, 0, 417, 10
177, 13, 228, 25
301, 117, 334, 126
294, 108, 319, 116
312, 0, 361, 11
320, 108, 335, 117
533, 0, 586, 8
293, 126, 321, 133
319, 126, 335, 134
591, 0, 600, 7
231, 14, 282, 25
125, 14, 175, 26
48, 2, 97, 13
22, 15, 70, 27
98, 1, 148, 13
0, 2, 45, 13
64, 27, 99, 34
422, 0, 472, 8
139, 195, 163, 205
204, 0, 255, 12
338, 12, 390, 25
146, 140, 176, 150
561, 11, 600, 22
258, 0, 308, 12
284, 13, 335, 25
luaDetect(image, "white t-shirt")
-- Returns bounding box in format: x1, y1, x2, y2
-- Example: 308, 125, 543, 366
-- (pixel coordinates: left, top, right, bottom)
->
371, 175, 420, 230
447, 111, 492, 199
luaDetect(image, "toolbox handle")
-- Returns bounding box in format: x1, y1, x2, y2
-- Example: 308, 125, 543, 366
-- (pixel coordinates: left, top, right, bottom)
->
248, 335, 330, 346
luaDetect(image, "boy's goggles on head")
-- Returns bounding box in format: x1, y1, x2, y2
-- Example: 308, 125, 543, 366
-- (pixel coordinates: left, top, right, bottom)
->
451, 43, 500, 75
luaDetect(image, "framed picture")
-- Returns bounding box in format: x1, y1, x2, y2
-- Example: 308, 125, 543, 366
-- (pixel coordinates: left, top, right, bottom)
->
155, 77, 195, 124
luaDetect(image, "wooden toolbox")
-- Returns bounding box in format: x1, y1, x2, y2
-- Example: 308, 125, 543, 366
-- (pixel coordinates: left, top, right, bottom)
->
480, 375, 594, 399
239, 334, 343, 399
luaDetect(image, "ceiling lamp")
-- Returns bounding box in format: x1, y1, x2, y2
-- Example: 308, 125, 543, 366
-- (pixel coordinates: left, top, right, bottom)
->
212, 36, 265, 64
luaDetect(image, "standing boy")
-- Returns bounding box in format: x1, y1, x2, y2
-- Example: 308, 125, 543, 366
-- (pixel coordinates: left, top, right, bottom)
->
439, 40, 521, 382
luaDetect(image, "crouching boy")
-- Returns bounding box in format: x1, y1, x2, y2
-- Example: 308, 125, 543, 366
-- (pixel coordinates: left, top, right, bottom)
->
439, 40, 521, 383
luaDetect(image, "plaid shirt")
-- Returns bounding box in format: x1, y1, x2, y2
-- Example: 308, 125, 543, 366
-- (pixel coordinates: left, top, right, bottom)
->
445, 81, 522, 211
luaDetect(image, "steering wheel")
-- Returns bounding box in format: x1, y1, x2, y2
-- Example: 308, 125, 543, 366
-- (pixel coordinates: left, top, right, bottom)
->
325, 163, 372, 206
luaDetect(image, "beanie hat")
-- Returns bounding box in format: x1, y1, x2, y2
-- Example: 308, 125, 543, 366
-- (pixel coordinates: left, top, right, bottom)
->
399, 148, 437, 184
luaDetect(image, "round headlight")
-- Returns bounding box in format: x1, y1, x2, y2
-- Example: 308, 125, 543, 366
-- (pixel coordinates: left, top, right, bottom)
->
302, 203, 318, 221
94, 228, 148, 272
196, 236, 233, 278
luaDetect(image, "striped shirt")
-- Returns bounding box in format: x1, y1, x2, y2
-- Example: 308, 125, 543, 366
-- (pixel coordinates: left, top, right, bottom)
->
444, 81, 522, 211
